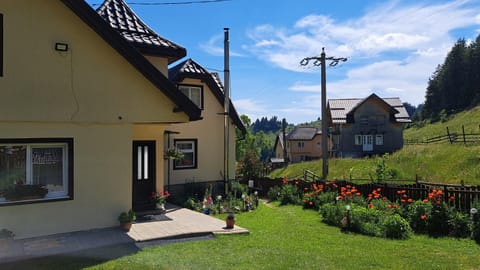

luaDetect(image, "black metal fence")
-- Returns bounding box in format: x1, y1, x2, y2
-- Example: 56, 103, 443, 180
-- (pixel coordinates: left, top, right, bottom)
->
246, 176, 480, 212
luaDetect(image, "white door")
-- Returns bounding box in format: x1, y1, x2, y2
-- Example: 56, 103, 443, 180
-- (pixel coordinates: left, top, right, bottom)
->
362, 135, 373, 151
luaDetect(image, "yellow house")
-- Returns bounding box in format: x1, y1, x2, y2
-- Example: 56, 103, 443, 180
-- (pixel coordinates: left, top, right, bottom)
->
0, 0, 201, 239
167, 59, 246, 197
96, 0, 246, 199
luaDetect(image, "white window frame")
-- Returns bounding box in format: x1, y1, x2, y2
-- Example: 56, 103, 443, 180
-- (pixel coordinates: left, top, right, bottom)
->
0, 138, 73, 205
355, 135, 362, 145
173, 139, 197, 170
375, 134, 384, 145
179, 85, 203, 109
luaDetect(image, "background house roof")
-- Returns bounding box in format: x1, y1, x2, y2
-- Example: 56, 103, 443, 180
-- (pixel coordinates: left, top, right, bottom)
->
328, 94, 411, 124
61, 0, 201, 121
287, 126, 320, 140
169, 58, 247, 135
96, 0, 186, 63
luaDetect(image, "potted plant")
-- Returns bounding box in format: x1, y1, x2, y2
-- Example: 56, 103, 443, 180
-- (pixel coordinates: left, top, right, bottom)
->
164, 147, 184, 160
3, 181, 48, 201
225, 213, 235, 229
151, 191, 170, 211
118, 209, 136, 232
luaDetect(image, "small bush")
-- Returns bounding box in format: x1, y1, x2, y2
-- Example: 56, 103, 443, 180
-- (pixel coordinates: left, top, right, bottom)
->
406, 200, 432, 234
427, 202, 450, 237
267, 186, 281, 202
317, 191, 338, 206
350, 204, 382, 236
279, 184, 302, 205
381, 214, 412, 239
320, 203, 344, 227
448, 211, 470, 238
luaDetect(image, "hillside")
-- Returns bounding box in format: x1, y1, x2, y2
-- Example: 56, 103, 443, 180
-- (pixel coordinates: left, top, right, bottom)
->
269, 106, 480, 185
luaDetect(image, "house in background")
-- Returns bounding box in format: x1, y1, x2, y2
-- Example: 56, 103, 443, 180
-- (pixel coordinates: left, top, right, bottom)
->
274, 127, 331, 163
327, 94, 411, 158
0, 0, 201, 239
167, 59, 246, 197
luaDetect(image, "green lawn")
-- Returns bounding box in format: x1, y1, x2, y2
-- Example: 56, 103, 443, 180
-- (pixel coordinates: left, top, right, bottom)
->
84, 203, 480, 270
5, 203, 480, 269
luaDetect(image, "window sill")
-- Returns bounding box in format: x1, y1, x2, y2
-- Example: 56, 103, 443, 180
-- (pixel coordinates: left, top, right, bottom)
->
0, 195, 72, 207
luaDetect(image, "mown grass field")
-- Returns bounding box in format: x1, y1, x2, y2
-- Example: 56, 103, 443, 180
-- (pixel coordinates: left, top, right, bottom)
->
77, 204, 480, 269
270, 106, 480, 185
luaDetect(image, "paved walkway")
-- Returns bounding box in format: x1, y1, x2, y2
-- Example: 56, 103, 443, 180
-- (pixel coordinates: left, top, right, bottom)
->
0, 204, 248, 263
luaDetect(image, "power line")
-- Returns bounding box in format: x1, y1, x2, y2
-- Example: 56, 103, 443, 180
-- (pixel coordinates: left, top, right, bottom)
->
91, 0, 231, 6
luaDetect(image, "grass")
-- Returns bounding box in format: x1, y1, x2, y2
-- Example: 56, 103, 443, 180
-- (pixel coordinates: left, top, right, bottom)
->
95, 204, 480, 269
5, 203, 480, 269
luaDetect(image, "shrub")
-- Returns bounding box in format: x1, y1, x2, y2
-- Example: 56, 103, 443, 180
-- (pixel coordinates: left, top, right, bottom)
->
279, 184, 301, 205
427, 202, 450, 237
317, 191, 338, 206
350, 204, 382, 236
448, 211, 470, 238
381, 214, 412, 239
406, 200, 432, 234
320, 203, 344, 227
267, 186, 281, 202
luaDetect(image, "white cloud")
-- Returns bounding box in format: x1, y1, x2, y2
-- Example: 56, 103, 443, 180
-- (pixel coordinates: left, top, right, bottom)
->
199, 34, 245, 57
245, 0, 480, 105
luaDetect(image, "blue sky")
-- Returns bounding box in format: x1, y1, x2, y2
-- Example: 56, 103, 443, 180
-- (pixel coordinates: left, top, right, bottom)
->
86, 0, 480, 124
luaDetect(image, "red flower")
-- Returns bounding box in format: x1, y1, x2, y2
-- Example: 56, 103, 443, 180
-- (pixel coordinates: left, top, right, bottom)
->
421, 215, 427, 220
393, 204, 398, 209
423, 199, 429, 203
407, 198, 413, 203
309, 201, 313, 206
449, 196, 455, 201
386, 204, 392, 208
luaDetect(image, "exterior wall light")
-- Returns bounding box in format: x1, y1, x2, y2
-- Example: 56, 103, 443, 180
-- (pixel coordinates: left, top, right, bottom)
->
55, 42, 69, 52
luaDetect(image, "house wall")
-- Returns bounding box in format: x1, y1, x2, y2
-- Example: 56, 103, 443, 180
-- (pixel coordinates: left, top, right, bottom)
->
339, 99, 404, 157
0, 122, 132, 239
0, 1, 191, 238
274, 138, 283, 158
0, 0, 188, 124
167, 78, 237, 191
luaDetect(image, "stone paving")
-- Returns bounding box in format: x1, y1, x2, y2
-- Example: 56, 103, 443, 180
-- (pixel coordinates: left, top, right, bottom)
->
0, 204, 248, 263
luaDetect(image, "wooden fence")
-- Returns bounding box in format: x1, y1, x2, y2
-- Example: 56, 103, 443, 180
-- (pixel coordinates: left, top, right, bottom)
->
405, 125, 480, 145
245, 176, 480, 212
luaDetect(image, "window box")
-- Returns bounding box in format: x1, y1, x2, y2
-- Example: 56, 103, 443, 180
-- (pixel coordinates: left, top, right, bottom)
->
3, 183, 48, 201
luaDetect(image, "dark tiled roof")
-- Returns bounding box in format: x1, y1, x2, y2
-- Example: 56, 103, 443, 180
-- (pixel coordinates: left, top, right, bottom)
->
169, 59, 246, 135
61, 0, 201, 121
328, 94, 411, 124
287, 127, 320, 141
96, 0, 186, 63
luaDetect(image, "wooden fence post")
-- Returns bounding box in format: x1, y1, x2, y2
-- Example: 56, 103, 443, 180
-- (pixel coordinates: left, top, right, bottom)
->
462, 125, 466, 145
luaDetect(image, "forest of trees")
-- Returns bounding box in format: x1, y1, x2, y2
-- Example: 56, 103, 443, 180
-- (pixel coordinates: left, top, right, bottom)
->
422, 34, 480, 121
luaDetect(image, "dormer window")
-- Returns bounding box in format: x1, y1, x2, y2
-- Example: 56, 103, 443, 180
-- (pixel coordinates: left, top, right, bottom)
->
178, 84, 203, 109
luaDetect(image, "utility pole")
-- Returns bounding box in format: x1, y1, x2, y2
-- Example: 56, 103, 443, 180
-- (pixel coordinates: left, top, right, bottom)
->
223, 28, 230, 195
300, 48, 347, 179
282, 118, 288, 166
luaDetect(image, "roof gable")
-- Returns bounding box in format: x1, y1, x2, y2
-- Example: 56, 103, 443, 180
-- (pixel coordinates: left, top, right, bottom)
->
328, 94, 411, 124
287, 126, 319, 140
96, 0, 186, 63
61, 0, 200, 121
169, 58, 246, 134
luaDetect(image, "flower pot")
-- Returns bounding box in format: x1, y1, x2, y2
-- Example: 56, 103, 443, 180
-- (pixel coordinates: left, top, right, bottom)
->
156, 203, 166, 212
225, 214, 235, 229
120, 222, 132, 232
